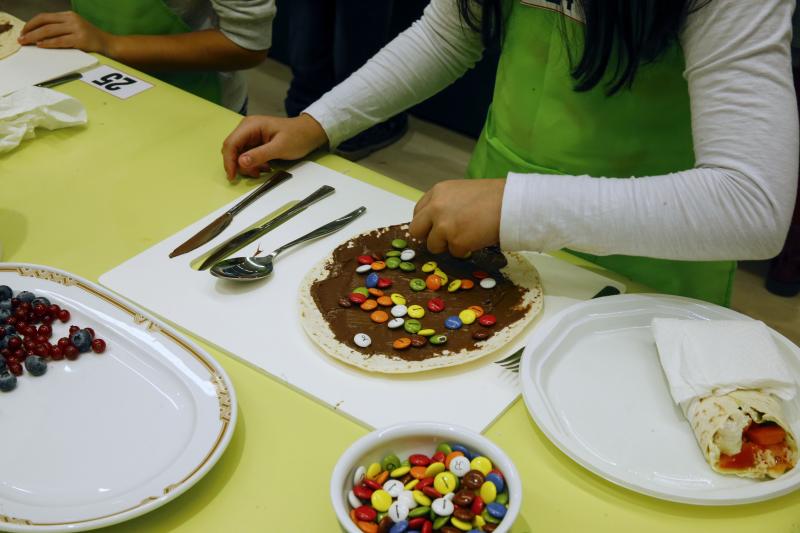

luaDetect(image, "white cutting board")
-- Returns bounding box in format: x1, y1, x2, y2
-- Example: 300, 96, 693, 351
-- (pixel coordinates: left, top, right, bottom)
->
0, 45, 98, 96
100, 161, 625, 432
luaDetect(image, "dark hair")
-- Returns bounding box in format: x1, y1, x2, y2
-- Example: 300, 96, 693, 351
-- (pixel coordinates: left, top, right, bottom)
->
457, 0, 706, 95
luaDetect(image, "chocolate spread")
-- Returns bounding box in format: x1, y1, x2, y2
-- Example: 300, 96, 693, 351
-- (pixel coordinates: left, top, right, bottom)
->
0, 23, 13, 35
310, 225, 531, 361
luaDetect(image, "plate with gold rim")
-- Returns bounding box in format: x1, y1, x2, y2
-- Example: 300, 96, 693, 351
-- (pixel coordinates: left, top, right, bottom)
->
0, 263, 236, 532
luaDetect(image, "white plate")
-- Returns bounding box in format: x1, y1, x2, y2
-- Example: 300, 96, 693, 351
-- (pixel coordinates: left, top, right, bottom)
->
0, 264, 236, 531
519, 293, 800, 505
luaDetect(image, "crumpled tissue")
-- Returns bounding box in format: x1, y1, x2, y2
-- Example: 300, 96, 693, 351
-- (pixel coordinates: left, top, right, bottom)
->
0, 86, 87, 153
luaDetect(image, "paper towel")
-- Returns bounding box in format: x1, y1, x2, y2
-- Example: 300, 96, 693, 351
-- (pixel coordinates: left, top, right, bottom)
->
0, 86, 87, 153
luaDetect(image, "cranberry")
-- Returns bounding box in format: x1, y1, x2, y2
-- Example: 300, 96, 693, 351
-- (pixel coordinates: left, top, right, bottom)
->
33, 304, 46, 316
19, 302, 30, 313
33, 335, 47, 346
50, 346, 63, 360
64, 346, 79, 360
57, 337, 71, 349
48, 304, 60, 315
91, 338, 106, 354
69, 325, 80, 335
14, 309, 27, 320
33, 344, 48, 357
84, 327, 96, 339
12, 349, 25, 361
10, 298, 19, 307
38, 325, 52, 338
0, 348, 8, 358
22, 326, 37, 338
23, 340, 35, 352
41, 315, 54, 326
5, 316, 16, 326
8, 361, 22, 376
7, 337, 21, 350
14, 321, 26, 331
58, 309, 70, 323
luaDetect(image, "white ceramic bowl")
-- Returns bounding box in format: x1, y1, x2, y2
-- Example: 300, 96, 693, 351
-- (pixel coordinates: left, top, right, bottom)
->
331, 422, 522, 533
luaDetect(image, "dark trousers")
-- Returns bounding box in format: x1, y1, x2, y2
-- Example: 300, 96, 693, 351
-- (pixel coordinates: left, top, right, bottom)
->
281, 0, 395, 117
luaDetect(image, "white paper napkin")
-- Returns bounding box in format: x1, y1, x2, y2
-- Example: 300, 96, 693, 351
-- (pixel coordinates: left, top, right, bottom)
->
0, 86, 87, 153
652, 318, 796, 414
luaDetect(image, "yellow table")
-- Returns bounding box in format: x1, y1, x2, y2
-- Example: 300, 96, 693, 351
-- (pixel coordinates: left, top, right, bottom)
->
1, 58, 796, 532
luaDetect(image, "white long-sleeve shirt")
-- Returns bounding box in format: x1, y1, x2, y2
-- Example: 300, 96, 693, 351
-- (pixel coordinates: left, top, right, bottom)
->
305, 0, 798, 261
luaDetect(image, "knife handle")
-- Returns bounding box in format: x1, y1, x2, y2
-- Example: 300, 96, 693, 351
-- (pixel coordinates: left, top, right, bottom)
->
255, 184, 335, 231
273, 206, 367, 258
227, 171, 292, 217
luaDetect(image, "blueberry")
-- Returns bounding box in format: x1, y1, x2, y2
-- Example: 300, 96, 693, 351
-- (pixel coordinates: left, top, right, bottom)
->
31, 297, 51, 307
0, 334, 17, 350
0, 298, 11, 311
70, 329, 93, 353
0, 372, 16, 392
0, 309, 9, 323
1, 325, 15, 337
24, 355, 47, 377
0, 286, 11, 300
16, 291, 35, 303
0, 358, 6, 373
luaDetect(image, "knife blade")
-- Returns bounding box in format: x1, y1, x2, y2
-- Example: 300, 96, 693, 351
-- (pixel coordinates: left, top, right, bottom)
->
198, 184, 336, 270
169, 171, 292, 258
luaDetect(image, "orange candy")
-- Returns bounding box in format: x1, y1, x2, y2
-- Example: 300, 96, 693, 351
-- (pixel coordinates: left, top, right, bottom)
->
445, 450, 464, 469
350, 509, 358, 524
357, 521, 378, 533
377, 296, 393, 307
360, 299, 378, 311
460, 279, 475, 290
468, 305, 485, 318
425, 274, 442, 291
393, 337, 412, 350
371, 261, 386, 271
375, 470, 390, 485
370, 310, 389, 323
410, 465, 428, 479
368, 288, 384, 297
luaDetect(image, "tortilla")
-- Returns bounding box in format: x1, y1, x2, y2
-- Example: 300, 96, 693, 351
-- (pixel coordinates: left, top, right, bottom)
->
299, 224, 544, 373
0, 13, 23, 61
687, 390, 798, 479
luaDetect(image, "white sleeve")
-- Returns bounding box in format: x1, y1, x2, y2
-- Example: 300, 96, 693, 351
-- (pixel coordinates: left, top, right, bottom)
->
500, 0, 799, 261
304, 0, 485, 148
211, 0, 276, 51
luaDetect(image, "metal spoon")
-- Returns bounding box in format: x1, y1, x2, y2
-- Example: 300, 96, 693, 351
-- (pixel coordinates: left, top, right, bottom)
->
210, 206, 367, 281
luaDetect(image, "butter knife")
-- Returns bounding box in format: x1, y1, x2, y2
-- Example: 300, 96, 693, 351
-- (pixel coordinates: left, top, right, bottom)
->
198, 184, 335, 270
169, 171, 293, 258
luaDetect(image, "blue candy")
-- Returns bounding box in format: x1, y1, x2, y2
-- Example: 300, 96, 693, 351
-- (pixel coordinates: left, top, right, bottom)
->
444, 315, 462, 330
451, 443, 473, 459
365, 272, 379, 289
389, 521, 409, 533
485, 472, 505, 493
486, 502, 507, 519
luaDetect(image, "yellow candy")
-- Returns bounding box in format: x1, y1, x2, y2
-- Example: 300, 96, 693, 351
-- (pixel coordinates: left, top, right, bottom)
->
434, 472, 458, 494
424, 462, 445, 478
407, 305, 425, 319
434, 268, 448, 284
390, 465, 411, 478
366, 462, 382, 480
418, 329, 435, 337
447, 280, 462, 292
470, 456, 492, 476
458, 309, 477, 325
473, 515, 486, 528
421, 261, 437, 273
404, 479, 419, 490
371, 489, 393, 512
412, 490, 432, 507
479, 480, 497, 503
450, 517, 472, 531
390, 293, 407, 306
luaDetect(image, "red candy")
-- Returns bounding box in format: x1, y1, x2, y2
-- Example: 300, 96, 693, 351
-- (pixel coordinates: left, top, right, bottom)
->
426, 298, 445, 313
408, 518, 427, 530
416, 477, 434, 490
431, 451, 446, 464
364, 479, 382, 491
353, 485, 373, 500
421, 522, 433, 533
471, 495, 485, 515
349, 293, 368, 305
357, 255, 375, 265
409, 454, 431, 466
376, 277, 393, 289
422, 486, 442, 499
472, 270, 489, 279
354, 505, 377, 522
478, 314, 497, 327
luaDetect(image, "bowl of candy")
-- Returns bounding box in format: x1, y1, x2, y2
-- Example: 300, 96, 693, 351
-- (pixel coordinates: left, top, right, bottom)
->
331, 421, 521, 533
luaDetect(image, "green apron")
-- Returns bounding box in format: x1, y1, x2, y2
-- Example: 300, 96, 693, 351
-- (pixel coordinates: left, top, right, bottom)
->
72, 0, 222, 104
468, 0, 736, 305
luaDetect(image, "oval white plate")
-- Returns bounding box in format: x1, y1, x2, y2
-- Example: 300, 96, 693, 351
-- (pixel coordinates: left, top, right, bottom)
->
0, 264, 236, 531
520, 293, 800, 505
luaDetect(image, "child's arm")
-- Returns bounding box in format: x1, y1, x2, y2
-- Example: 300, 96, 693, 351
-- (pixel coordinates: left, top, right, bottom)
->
19, 11, 267, 71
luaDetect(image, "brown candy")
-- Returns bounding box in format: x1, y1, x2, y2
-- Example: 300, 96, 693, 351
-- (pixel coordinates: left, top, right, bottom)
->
472, 330, 491, 341
400, 473, 414, 485
338, 297, 352, 308
483, 522, 499, 532
410, 335, 428, 348
453, 507, 475, 522
377, 516, 393, 533
462, 470, 485, 490
440, 527, 461, 533
452, 489, 474, 507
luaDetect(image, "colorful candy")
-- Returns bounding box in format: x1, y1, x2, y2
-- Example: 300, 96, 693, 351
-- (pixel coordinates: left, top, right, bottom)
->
479, 278, 497, 289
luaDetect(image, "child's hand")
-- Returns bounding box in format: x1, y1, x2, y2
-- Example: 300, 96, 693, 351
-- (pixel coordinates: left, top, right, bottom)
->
410, 179, 506, 257
19, 11, 111, 54
221, 114, 328, 180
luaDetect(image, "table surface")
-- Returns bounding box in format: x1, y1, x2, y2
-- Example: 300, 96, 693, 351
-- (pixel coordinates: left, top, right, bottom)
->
1, 56, 797, 532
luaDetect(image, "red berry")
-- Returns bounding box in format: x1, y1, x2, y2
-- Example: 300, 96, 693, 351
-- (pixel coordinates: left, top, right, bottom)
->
5, 316, 16, 326
41, 315, 54, 326
23, 339, 35, 352
57, 337, 71, 349
64, 346, 79, 360
84, 327, 96, 339
33, 344, 48, 357
14, 309, 26, 320
19, 302, 30, 313
33, 304, 46, 316
48, 304, 60, 316
50, 346, 64, 360
34, 335, 47, 345
58, 309, 70, 323
8, 361, 22, 376
10, 298, 19, 307
7, 337, 21, 350
11, 349, 25, 361
0, 348, 9, 358
91, 338, 106, 354
69, 325, 80, 335
38, 325, 52, 338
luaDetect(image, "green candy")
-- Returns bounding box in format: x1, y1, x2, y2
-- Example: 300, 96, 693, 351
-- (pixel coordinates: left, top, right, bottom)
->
386, 257, 402, 269
352, 287, 369, 297
377, 512, 388, 522
401, 459, 410, 467
430, 334, 448, 345
391, 238, 407, 249
436, 443, 452, 455
496, 491, 509, 505
399, 261, 416, 272
483, 509, 501, 524
404, 319, 422, 334
408, 506, 430, 518
381, 453, 401, 472
385, 250, 402, 257
409, 278, 426, 291
433, 516, 450, 529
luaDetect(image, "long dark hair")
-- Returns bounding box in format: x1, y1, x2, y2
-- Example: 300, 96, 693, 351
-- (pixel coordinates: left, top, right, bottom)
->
458, 0, 706, 94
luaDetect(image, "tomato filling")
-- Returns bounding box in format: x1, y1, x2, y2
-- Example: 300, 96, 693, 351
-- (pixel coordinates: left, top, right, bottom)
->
719, 422, 790, 470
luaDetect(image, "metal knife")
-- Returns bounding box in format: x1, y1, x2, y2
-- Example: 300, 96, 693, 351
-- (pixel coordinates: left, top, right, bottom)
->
198, 184, 336, 270
169, 171, 293, 258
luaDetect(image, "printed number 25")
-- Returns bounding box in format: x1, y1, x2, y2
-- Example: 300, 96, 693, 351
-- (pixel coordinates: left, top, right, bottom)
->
92, 72, 136, 91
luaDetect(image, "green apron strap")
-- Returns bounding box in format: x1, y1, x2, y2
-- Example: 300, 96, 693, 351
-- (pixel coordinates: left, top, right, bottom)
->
468, 0, 735, 306
71, 0, 222, 105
